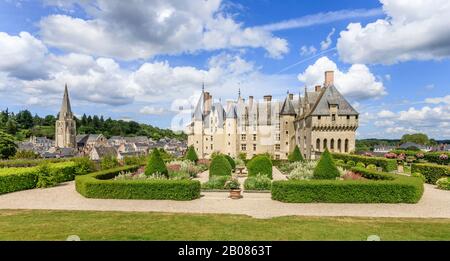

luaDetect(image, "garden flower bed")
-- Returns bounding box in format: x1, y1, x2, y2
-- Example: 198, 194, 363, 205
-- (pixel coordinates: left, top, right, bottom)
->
271, 167, 424, 203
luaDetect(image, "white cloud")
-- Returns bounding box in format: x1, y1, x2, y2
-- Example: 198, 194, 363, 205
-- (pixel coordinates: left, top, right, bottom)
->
39, 0, 288, 60
320, 28, 335, 51
425, 95, 450, 105
297, 56, 386, 100
257, 8, 382, 31
337, 0, 450, 64
386, 126, 417, 134
300, 45, 317, 56
374, 120, 394, 127
139, 106, 165, 115
0, 32, 49, 80
377, 109, 396, 118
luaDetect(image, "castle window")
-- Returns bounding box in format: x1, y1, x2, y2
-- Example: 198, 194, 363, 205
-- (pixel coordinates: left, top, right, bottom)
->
275, 155, 280, 160
331, 139, 335, 150
211, 144, 213, 150
338, 139, 342, 152
253, 134, 257, 141
316, 139, 320, 150
355, 115, 359, 120
253, 144, 256, 151
241, 134, 246, 141
228, 142, 230, 146
275, 144, 280, 151
211, 136, 213, 141
285, 121, 288, 124
345, 139, 349, 153
241, 144, 247, 151
332, 114, 336, 121
286, 131, 288, 135
347, 115, 350, 120
276, 134, 280, 141
318, 116, 321, 120
286, 142, 288, 145
323, 139, 328, 150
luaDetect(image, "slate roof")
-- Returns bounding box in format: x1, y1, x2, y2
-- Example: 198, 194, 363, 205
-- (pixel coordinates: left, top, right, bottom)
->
309, 85, 358, 116
193, 91, 205, 121
59, 84, 73, 120
94, 146, 118, 158
280, 95, 296, 115
226, 104, 237, 119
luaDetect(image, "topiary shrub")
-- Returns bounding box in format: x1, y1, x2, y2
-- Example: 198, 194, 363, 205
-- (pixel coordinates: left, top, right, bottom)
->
247, 155, 273, 179
347, 160, 356, 167
145, 149, 168, 177
288, 146, 304, 162
366, 164, 377, 171
313, 149, 340, 180
209, 155, 232, 177
185, 145, 198, 163
224, 155, 236, 170
436, 177, 450, 190
356, 162, 366, 168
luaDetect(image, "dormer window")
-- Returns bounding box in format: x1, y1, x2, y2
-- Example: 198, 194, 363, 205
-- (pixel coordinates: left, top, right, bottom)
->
332, 114, 336, 121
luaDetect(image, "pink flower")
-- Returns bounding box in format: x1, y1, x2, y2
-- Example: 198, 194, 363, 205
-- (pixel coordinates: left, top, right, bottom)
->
439, 154, 448, 160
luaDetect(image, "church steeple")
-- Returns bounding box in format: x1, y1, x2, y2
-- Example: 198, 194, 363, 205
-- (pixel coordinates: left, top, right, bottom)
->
59, 84, 73, 120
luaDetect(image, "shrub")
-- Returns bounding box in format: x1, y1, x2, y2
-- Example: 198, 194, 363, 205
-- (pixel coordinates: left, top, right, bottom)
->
100, 155, 119, 170
244, 174, 272, 191
168, 160, 202, 178
185, 145, 198, 163
201, 176, 228, 190
224, 155, 236, 170
356, 162, 366, 168
366, 164, 377, 171
76, 166, 201, 201
145, 149, 168, 177
272, 169, 424, 203
123, 155, 146, 166
313, 149, 340, 180
411, 163, 450, 184
347, 160, 356, 167
73, 157, 95, 176
335, 159, 345, 166
224, 178, 241, 190
209, 155, 232, 177
0, 162, 78, 194
288, 146, 304, 162
411, 172, 426, 182
0, 158, 70, 168
0, 131, 17, 159
247, 155, 272, 179
234, 157, 245, 168
36, 162, 57, 188
288, 161, 317, 180
436, 177, 450, 190
12, 150, 40, 159
332, 153, 397, 172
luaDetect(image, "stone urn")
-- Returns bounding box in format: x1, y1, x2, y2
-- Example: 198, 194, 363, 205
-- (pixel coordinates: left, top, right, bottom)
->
229, 189, 242, 199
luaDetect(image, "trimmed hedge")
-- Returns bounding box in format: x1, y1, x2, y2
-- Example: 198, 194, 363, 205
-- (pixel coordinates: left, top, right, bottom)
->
288, 146, 304, 162
76, 166, 200, 200
244, 175, 272, 191
209, 155, 232, 177
411, 163, 450, 184
224, 155, 236, 170
332, 153, 397, 172
145, 149, 168, 177
247, 155, 273, 179
436, 177, 450, 190
0, 158, 71, 168
391, 150, 450, 165
185, 145, 198, 163
272, 167, 423, 203
0, 162, 78, 195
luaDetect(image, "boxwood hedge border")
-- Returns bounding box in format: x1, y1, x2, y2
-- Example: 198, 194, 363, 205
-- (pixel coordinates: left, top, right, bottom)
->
331, 153, 397, 172
411, 163, 450, 184
75, 166, 201, 201
271, 167, 423, 203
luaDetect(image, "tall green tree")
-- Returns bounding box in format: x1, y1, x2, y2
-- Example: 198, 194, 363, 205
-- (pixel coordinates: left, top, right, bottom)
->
16, 110, 34, 129
0, 131, 17, 159
401, 133, 430, 145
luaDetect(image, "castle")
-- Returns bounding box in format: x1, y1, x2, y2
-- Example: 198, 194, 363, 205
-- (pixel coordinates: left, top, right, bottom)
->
186, 71, 359, 160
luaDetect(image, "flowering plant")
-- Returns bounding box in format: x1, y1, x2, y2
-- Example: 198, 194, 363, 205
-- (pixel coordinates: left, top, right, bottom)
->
397, 153, 405, 161
224, 178, 241, 190
415, 153, 424, 159
384, 152, 397, 159
439, 154, 449, 160
363, 152, 373, 157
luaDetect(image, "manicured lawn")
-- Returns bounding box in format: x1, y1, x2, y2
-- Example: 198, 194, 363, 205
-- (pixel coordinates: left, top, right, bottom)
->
0, 210, 449, 240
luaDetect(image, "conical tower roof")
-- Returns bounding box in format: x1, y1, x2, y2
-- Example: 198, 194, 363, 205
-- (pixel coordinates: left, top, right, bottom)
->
59, 84, 73, 120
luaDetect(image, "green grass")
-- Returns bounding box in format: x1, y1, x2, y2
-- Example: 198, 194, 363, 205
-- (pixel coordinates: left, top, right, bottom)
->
0, 210, 449, 240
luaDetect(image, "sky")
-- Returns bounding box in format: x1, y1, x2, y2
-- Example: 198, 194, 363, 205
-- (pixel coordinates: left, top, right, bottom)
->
0, 0, 449, 139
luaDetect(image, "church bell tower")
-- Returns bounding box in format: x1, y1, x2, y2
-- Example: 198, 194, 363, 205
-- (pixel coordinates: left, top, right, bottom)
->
55, 84, 76, 148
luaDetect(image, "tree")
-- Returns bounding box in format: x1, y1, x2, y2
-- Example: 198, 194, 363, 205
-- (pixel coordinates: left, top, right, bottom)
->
247, 155, 273, 179
185, 145, 198, 163
16, 110, 34, 129
5, 118, 18, 135
0, 131, 17, 159
145, 149, 168, 177
313, 149, 340, 180
401, 133, 430, 145
288, 146, 304, 162
43, 115, 56, 126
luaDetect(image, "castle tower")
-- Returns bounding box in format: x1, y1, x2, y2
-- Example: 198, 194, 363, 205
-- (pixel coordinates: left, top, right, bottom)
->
55, 84, 76, 148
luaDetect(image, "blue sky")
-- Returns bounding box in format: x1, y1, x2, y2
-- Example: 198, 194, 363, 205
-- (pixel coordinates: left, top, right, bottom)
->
0, 0, 449, 139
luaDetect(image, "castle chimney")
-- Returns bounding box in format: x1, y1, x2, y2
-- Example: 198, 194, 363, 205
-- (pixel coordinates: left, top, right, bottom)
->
324, 71, 334, 86
248, 96, 254, 107
263, 95, 272, 102
203, 92, 212, 114
289, 93, 293, 100
315, 85, 322, 92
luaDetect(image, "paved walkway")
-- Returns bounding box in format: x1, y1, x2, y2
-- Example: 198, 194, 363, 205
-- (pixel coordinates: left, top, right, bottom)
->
0, 181, 449, 219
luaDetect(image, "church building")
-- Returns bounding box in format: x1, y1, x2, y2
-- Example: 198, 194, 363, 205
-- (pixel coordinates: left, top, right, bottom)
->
55, 84, 77, 148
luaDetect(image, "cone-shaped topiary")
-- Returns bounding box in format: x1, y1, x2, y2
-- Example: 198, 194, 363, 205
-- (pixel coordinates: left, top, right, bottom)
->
247, 155, 273, 179
209, 154, 232, 177
185, 145, 198, 163
224, 154, 236, 170
145, 149, 168, 177
288, 146, 304, 162
313, 148, 340, 180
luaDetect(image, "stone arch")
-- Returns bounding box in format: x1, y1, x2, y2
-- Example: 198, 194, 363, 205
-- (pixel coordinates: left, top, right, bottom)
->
330, 139, 335, 151
316, 138, 320, 151
338, 139, 342, 152
323, 139, 328, 150
345, 139, 349, 153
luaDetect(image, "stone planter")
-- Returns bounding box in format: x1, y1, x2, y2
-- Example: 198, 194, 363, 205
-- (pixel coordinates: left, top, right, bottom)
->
397, 164, 404, 173
229, 189, 242, 199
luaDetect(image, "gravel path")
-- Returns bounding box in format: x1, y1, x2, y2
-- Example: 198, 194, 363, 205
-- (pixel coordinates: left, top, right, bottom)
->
0, 181, 449, 218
